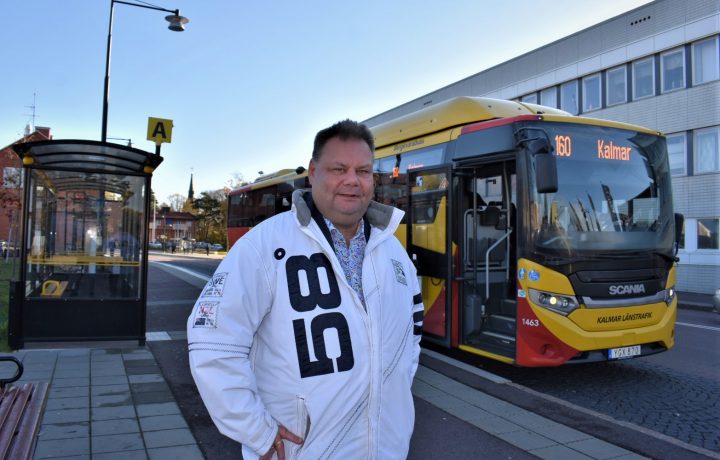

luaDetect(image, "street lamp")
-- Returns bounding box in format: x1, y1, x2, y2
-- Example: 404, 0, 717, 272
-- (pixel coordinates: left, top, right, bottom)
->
101, 0, 189, 143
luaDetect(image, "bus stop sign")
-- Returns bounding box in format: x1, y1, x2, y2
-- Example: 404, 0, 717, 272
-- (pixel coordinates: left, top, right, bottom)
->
147, 117, 173, 145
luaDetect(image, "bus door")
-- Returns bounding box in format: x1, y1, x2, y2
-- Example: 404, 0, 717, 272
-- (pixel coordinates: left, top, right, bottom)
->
407, 166, 452, 346
457, 161, 517, 360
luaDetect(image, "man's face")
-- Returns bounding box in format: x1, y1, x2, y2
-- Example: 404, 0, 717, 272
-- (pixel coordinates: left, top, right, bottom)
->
309, 137, 374, 234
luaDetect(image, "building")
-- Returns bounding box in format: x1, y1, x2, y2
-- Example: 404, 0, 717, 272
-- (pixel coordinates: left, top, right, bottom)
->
0, 127, 53, 248
364, 0, 719, 295
151, 206, 196, 246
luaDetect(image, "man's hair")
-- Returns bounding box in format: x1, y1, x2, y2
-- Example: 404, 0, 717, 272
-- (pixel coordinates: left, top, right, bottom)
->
312, 119, 375, 161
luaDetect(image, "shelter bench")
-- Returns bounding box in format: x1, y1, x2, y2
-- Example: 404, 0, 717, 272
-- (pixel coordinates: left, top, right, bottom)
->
0, 356, 48, 460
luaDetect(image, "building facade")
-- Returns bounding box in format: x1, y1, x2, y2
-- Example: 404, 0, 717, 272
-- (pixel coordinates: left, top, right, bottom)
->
0, 127, 53, 250
364, 0, 719, 294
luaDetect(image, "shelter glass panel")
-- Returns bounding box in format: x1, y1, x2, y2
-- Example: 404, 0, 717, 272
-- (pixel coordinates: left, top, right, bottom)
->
25, 170, 146, 300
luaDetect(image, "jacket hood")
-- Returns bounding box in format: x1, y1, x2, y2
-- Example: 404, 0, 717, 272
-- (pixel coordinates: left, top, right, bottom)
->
291, 189, 399, 231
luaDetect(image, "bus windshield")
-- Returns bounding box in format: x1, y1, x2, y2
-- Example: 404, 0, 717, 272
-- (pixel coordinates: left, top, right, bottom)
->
529, 124, 674, 256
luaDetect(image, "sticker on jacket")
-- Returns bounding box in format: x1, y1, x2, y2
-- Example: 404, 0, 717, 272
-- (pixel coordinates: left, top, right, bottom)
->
193, 301, 219, 328
391, 259, 407, 286
201, 272, 228, 297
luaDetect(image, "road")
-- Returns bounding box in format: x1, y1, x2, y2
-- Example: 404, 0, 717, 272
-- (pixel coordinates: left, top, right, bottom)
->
147, 253, 720, 454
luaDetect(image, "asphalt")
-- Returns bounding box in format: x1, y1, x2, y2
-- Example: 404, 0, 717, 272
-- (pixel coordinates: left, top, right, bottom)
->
2, 258, 717, 459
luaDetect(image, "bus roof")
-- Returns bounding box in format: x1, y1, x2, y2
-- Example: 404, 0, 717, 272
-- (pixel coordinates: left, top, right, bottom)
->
370, 97, 567, 148
371, 96, 660, 149
229, 167, 307, 196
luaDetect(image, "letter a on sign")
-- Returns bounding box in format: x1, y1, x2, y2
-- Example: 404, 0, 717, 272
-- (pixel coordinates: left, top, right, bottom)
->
147, 117, 173, 145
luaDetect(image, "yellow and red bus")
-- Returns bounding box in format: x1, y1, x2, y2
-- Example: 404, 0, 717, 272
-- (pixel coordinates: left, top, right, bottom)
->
228, 97, 683, 366
227, 168, 308, 245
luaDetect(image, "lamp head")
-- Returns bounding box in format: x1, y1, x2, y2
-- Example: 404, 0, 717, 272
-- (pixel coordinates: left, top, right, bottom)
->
166, 14, 189, 32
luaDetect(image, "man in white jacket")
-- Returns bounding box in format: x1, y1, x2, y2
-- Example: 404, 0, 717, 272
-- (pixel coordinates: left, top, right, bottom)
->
188, 120, 424, 459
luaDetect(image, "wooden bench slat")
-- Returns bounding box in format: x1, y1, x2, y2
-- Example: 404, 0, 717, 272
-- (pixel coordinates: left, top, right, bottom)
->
0, 387, 20, 433
5, 382, 48, 460
0, 384, 31, 460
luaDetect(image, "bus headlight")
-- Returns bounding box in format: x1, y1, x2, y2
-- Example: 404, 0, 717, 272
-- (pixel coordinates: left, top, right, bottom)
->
664, 287, 676, 305
528, 289, 579, 316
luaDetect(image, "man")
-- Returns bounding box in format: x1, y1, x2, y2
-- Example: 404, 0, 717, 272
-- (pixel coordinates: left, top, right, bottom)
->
188, 120, 424, 459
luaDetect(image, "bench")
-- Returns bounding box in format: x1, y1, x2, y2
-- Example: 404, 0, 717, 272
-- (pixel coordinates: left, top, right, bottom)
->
0, 356, 48, 460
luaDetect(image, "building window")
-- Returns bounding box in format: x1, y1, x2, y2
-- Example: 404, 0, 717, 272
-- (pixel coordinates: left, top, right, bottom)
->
632, 57, 655, 99
521, 93, 537, 104
582, 74, 601, 112
694, 126, 720, 173
560, 80, 578, 115
540, 87, 557, 108
692, 36, 719, 85
697, 218, 719, 249
661, 48, 685, 93
606, 65, 627, 106
678, 219, 685, 249
667, 133, 687, 176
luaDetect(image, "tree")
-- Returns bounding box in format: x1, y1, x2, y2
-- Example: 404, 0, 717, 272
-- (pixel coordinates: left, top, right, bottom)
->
192, 191, 226, 244
167, 193, 186, 212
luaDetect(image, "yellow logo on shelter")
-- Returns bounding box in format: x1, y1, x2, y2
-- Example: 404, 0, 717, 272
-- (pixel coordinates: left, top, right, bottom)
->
147, 117, 173, 144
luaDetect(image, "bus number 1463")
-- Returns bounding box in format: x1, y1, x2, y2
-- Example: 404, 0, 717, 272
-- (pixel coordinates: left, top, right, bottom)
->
522, 318, 540, 327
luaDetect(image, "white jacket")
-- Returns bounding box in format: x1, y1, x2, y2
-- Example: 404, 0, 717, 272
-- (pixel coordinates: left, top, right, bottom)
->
188, 191, 424, 459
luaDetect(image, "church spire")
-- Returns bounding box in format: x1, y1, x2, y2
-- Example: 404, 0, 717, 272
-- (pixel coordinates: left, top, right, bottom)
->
188, 172, 194, 202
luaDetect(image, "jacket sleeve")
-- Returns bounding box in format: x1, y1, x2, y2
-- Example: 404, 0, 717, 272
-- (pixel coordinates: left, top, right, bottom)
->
410, 263, 424, 380
187, 237, 278, 455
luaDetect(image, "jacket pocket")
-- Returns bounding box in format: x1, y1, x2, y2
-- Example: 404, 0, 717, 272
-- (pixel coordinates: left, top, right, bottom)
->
287, 396, 310, 459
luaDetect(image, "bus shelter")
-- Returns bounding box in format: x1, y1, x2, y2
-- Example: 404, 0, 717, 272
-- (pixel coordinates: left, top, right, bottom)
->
8, 140, 163, 348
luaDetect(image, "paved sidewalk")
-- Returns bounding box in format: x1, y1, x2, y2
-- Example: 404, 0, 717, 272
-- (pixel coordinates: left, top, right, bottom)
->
416, 350, 645, 460
10, 346, 203, 460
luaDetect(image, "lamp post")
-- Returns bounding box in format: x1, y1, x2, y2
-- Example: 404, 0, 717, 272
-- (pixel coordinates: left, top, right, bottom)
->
101, 0, 188, 143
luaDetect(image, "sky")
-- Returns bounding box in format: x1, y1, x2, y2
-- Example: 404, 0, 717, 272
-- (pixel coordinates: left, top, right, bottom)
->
1, 0, 653, 205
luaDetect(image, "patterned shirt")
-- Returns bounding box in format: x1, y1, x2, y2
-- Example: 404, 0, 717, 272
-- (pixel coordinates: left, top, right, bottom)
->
325, 218, 366, 305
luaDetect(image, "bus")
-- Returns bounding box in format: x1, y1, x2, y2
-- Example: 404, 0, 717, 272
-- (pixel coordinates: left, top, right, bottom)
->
227, 96, 683, 367
227, 168, 308, 246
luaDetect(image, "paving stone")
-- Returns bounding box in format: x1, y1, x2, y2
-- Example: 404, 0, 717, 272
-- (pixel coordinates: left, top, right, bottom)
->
139, 414, 188, 432
143, 428, 196, 448
530, 444, 596, 460
92, 366, 127, 377
50, 386, 89, 399
566, 438, 637, 459
136, 401, 181, 417
91, 432, 145, 454
91, 404, 137, 421
34, 437, 90, 458
51, 377, 89, 388
147, 444, 204, 460
92, 375, 129, 386
93, 450, 148, 460
38, 422, 89, 441
128, 374, 165, 384
130, 381, 170, 393
92, 418, 140, 436
91, 383, 130, 396
46, 396, 90, 410
92, 392, 133, 407
132, 390, 175, 405
42, 408, 90, 424
496, 429, 558, 450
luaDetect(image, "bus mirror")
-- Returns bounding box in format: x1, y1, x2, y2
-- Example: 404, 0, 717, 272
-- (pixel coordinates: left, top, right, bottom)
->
534, 152, 558, 194
674, 213, 684, 248
525, 138, 558, 193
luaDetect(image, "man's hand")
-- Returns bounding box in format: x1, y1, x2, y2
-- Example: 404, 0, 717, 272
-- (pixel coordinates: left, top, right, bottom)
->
260, 425, 304, 460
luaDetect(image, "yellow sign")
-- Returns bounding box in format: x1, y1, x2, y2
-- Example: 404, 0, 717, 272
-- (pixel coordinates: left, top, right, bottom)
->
147, 117, 173, 145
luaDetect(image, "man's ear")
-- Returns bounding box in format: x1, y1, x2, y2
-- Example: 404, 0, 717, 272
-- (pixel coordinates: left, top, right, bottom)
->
308, 160, 316, 184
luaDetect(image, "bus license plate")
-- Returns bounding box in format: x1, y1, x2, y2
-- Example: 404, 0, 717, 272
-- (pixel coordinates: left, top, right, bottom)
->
608, 345, 641, 360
